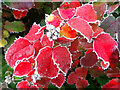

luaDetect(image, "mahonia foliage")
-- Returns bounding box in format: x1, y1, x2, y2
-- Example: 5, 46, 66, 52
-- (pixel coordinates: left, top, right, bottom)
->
3, 1, 120, 89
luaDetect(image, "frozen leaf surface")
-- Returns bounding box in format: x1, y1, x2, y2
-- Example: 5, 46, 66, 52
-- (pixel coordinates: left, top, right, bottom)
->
25, 23, 43, 42
76, 4, 97, 22
58, 8, 76, 20
68, 17, 93, 42
36, 47, 59, 78
94, 33, 118, 62
5, 38, 34, 68
51, 73, 65, 88
52, 46, 72, 75
14, 62, 32, 76
80, 51, 98, 67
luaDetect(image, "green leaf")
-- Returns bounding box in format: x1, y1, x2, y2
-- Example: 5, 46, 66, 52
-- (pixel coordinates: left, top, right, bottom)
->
8, 82, 16, 89
2, 30, 9, 38
64, 83, 76, 89
40, 19, 45, 26
4, 36, 16, 53
44, 6, 52, 14
48, 83, 58, 89
96, 75, 112, 86
34, 2, 44, 9
14, 76, 23, 80
3, 2, 12, 6
4, 21, 25, 33
0, 38, 7, 47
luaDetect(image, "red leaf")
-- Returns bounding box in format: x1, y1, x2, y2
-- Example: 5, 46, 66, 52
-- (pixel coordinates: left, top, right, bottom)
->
14, 62, 32, 76
13, 10, 27, 19
93, 33, 118, 62
5, 38, 34, 68
35, 47, 59, 78
9, 2, 34, 19
68, 17, 93, 42
89, 23, 98, 32
60, 2, 69, 8
68, 37, 79, 52
102, 78, 120, 89
58, 8, 76, 20
51, 73, 65, 88
28, 57, 35, 63
52, 10, 61, 19
27, 69, 35, 76
80, 51, 98, 67
67, 72, 78, 85
30, 85, 38, 89
79, 38, 93, 49
52, 46, 72, 75
70, 59, 79, 70
101, 61, 110, 70
105, 67, 120, 77
17, 80, 38, 89
36, 77, 50, 88
55, 36, 74, 44
72, 52, 81, 60
94, 2, 107, 20
25, 23, 43, 42
75, 67, 87, 78
17, 81, 29, 88
60, 24, 77, 39
89, 66, 104, 78
76, 4, 97, 22
41, 35, 53, 47
109, 49, 119, 68
85, 49, 93, 54
92, 27, 104, 37
33, 40, 43, 56
70, 0, 81, 8
76, 78, 89, 88
26, 76, 33, 82
46, 15, 61, 27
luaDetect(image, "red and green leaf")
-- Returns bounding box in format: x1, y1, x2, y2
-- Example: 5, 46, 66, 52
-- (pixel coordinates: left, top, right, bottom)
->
94, 2, 107, 20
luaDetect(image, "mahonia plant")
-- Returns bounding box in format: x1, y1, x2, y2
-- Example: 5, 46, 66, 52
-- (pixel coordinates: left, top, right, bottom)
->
4, 1, 119, 89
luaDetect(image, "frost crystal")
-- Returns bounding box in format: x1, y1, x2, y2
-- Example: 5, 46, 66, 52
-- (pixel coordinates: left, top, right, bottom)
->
46, 24, 60, 41
5, 75, 14, 84
15, 60, 21, 66
31, 74, 40, 83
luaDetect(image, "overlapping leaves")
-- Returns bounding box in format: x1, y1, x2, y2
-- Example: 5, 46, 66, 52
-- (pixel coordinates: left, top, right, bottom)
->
4, 1, 119, 89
